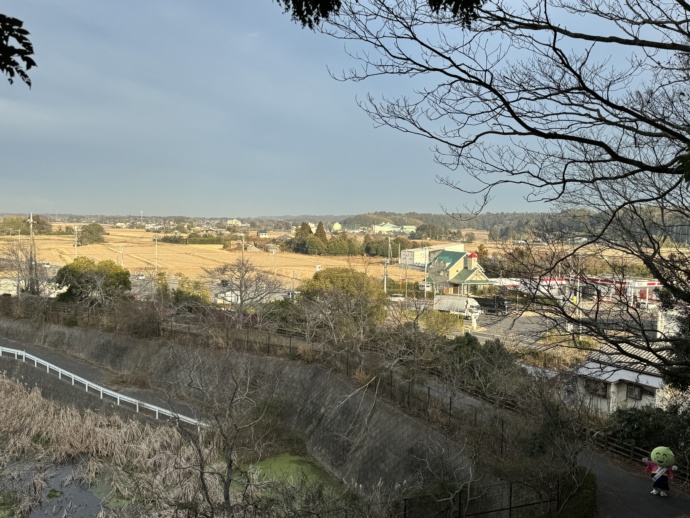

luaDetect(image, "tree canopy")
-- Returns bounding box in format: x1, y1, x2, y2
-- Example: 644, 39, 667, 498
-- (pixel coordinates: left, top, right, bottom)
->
276, 0, 483, 28
79, 223, 106, 245
299, 267, 388, 342
315, 0, 690, 385
314, 221, 328, 244
0, 215, 51, 235
56, 257, 131, 305
0, 14, 35, 87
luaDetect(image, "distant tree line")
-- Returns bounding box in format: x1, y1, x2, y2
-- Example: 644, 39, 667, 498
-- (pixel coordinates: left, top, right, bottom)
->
161, 234, 225, 245
0, 215, 52, 235
284, 222, 424, 257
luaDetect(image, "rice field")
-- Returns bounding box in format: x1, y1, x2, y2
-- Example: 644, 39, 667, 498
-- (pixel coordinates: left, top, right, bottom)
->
0, 227, 426, 285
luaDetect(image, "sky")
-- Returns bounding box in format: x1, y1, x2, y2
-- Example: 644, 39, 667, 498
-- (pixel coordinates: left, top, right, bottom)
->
0, 1, 545, 218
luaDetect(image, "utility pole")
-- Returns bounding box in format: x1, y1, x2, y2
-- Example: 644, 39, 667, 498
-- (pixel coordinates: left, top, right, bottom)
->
384, 258, 388, 294
154, 234, 159, 275
241, 234, 245, 262
424, 246, 429, 300
74, 226, 80, 258
27, 213, 38, 295
404, 259, 408, 300
15, 230, 21, 298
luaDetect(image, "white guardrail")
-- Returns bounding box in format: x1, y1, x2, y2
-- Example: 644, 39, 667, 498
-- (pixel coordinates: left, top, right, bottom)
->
0, 346, 205, 428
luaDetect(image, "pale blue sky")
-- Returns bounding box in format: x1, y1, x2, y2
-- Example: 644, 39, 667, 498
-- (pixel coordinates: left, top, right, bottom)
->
1, 1, 541, 217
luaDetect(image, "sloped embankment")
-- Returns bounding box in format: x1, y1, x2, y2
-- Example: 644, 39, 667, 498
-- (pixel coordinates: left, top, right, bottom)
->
0, 318, 471, 492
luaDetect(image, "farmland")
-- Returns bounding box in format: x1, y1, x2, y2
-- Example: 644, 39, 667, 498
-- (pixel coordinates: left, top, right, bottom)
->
0, 227, 427, 286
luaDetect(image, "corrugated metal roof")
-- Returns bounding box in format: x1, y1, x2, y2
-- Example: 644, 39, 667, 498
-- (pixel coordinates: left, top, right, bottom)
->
590, 344, 671, 375
575, 361, 663, 388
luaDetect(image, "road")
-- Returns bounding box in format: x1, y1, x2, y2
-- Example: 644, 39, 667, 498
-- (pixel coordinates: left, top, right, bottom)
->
470, 312, 549, 343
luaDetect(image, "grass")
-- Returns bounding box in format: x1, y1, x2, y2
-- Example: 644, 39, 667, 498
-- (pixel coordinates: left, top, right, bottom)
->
0, 490, 21, 518
0, 373, 347, 516
46, 488, 63, 499
109, 372, 151, 389
255, 454, 341, 489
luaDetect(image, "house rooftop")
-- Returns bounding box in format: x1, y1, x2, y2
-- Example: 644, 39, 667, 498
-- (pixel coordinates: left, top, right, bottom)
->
449, 268, 489, 284
583, 343, 672, 379
432, 250, 466, 265
575, 361, 663, 388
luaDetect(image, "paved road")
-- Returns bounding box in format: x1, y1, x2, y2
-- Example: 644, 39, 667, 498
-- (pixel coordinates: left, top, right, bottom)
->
0, 333, 199, 420
580, 449, 690, 517
3, 331, 690, 516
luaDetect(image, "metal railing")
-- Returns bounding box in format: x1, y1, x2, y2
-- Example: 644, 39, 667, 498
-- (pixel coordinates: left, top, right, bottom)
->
0, 346, 205, 428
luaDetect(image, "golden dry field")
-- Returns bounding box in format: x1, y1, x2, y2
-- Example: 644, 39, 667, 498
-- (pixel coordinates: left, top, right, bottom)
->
0, 227, 427, 286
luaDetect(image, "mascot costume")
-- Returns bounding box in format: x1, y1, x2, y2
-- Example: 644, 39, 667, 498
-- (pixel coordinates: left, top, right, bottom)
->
643, 446, 677, 497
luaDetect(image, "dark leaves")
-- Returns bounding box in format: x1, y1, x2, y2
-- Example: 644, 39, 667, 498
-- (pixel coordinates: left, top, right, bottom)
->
277, 0, 485, 28
276, 0, 343, 29
0, 14, 36, 88
427, 0, 484, 26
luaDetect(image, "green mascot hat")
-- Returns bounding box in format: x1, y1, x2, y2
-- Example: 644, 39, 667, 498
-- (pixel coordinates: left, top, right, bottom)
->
650, 446, 675, 468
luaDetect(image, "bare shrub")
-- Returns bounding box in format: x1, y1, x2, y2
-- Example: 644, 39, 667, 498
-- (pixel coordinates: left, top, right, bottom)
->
297, 343, 318, 363
353, 366, 374, 386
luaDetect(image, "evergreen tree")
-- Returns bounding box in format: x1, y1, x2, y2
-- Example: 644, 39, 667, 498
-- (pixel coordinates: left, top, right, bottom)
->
305, 235, 327, 255
327, 233, 350, 255
295, 222, 313, 240
315, 221, 328, 245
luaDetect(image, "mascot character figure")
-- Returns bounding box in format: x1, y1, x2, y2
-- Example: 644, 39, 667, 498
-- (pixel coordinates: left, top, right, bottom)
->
643, 446, 677, 497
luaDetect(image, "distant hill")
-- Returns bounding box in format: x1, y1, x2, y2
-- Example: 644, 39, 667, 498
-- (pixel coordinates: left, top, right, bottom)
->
341, 211, 549, 231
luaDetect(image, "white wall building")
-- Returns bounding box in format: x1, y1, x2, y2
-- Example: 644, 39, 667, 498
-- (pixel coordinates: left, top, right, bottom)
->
574, 360, 663, 414
400, 244, 465, 267
569, 342, 690, 415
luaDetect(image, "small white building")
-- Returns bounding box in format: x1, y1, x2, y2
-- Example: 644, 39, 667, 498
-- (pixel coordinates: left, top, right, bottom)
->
573, 347, 667, 414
